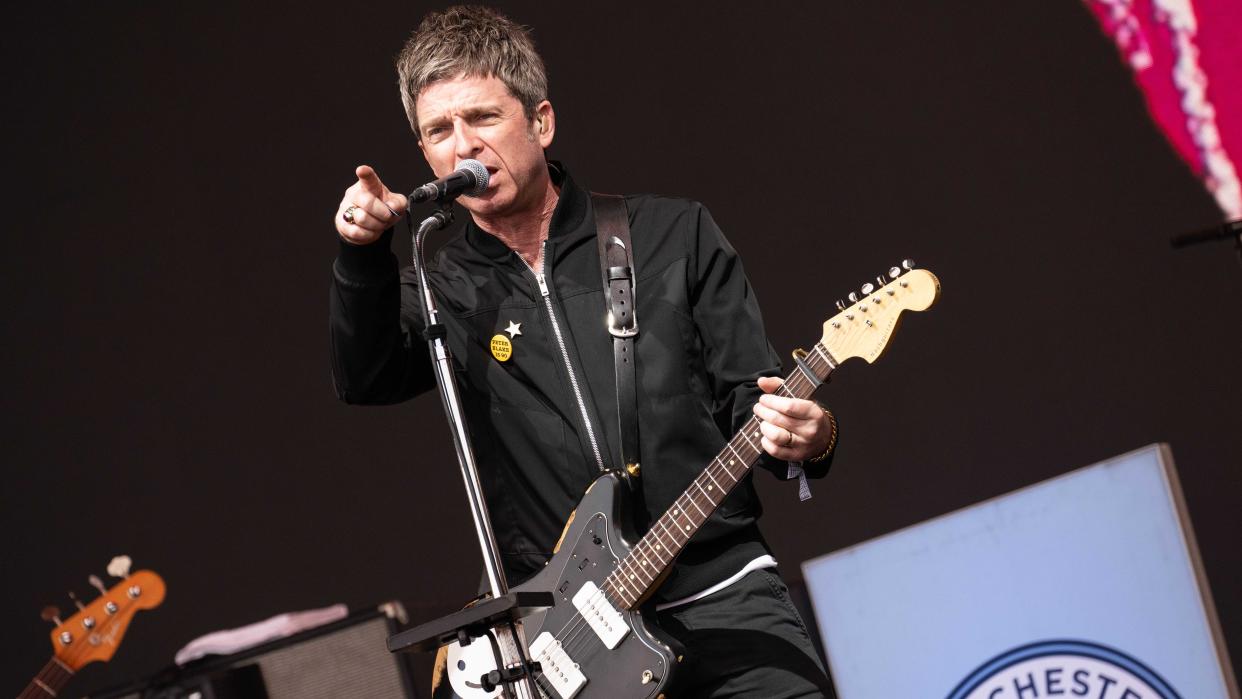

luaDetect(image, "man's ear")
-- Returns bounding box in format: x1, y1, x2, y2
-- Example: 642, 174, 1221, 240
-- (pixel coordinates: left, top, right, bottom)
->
535, 100, 555, 148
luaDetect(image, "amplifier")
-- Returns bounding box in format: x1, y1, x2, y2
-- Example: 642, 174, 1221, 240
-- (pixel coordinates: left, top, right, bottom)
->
90, 604, 421, 699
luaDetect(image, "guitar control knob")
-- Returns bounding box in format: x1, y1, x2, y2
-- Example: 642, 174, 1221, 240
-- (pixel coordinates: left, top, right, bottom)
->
861, 283, 875, 295
848, 292, 859, 303
642, 669, 655, 684
902, 258, 915, 270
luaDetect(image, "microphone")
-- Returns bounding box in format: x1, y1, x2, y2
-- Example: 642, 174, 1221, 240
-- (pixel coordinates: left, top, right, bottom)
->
1170, 219, 1241, 249
410, 159, 490, 203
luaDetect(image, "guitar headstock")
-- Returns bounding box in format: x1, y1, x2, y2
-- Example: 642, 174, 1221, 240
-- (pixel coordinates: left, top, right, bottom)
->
45, 561, 166, 671
820, 260, 940, 364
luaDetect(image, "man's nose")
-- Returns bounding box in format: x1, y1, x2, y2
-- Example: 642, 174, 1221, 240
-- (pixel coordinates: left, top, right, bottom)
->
453, 121, 484, 160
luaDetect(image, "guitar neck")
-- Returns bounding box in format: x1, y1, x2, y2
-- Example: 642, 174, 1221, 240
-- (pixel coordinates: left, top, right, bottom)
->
20, 657, 74, 699
603, 341, 838, 609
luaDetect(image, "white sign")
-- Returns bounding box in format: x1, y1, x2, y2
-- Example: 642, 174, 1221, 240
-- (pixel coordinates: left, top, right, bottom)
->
802, 444, 1237, 698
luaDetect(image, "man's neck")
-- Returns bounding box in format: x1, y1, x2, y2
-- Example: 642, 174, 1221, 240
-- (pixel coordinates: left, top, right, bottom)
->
472, 178, 560, 272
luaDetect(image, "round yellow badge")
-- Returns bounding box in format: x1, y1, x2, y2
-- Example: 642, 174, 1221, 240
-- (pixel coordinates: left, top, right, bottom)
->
490, 334, 513, 362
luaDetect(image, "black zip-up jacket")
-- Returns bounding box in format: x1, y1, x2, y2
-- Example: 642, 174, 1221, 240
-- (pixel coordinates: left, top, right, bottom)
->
329, 163, 832, 601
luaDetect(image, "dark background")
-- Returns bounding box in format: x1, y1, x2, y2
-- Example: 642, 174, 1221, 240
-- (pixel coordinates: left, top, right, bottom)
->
4, 1, 1239, 695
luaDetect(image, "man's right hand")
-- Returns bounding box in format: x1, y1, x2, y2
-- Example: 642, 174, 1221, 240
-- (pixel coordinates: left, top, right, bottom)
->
336, 165, 409, 245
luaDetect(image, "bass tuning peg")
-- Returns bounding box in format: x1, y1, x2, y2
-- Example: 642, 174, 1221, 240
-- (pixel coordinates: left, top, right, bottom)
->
107, 555, 132, 579
901, 258, 916, 271
889, 266, 902, 279
41, 605, 63, 626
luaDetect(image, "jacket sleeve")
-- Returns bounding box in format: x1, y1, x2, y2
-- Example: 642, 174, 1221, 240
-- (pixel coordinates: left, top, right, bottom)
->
685, 203, 834, 480
329, 229, 436, 404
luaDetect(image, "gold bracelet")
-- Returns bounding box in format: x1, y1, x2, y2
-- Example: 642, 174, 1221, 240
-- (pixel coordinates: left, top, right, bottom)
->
806, 406, 837, 463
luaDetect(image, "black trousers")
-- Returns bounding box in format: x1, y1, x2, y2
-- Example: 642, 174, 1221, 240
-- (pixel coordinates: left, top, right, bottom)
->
654, 568, 836, 698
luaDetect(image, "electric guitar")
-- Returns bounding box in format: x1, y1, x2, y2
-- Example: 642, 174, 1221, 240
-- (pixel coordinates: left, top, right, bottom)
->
19, 557, 166, 699
446, 263, 940, 698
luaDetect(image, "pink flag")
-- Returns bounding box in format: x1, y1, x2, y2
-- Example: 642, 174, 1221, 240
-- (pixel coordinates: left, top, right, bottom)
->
1086, 0, 1242, 217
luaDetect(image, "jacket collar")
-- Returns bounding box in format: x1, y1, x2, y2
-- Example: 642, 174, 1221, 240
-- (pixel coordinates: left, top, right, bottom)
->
463, 161, 591, 263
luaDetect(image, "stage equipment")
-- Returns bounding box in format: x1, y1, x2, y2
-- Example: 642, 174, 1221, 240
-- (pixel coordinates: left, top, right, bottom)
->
409, 160, 489, 204
391, 200, 550, 698
90, 604, 417, 699
432, 263, 940, 698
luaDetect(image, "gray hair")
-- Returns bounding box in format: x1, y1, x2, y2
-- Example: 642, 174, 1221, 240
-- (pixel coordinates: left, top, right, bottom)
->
396, 6, 548, 135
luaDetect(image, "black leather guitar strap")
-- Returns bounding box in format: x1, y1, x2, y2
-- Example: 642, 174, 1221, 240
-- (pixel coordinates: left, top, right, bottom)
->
591, 194, 642, 490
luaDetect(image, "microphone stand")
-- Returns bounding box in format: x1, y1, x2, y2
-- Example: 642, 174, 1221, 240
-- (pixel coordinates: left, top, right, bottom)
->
386, 199, 547, 698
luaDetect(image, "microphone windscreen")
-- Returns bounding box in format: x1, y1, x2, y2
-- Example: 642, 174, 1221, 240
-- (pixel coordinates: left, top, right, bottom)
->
458, 159, 490, 196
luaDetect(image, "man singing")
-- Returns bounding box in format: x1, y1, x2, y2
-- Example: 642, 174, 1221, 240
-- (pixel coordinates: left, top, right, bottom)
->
330, 6, 837, 696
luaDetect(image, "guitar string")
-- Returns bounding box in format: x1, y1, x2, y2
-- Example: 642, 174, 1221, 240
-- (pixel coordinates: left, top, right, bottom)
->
548, 350, 830, 661
545, 347, 831, 665
550, 368, 822, 664
483, 337, 837, 677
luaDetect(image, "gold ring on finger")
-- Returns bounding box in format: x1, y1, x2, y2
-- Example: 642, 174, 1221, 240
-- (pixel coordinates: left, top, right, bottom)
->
784, 428, 795, 448
342, 205, 359, 224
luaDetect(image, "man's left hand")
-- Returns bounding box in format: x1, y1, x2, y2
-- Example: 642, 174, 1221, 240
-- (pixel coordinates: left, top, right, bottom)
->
753, 377, 832, 462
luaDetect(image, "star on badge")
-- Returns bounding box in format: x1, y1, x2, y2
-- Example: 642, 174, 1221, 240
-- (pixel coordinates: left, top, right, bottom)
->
505, 321, 522, 338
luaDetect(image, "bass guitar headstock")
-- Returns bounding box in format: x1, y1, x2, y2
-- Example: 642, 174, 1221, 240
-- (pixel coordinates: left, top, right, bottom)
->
42, 556, 166, 671
820, 260, 940, 364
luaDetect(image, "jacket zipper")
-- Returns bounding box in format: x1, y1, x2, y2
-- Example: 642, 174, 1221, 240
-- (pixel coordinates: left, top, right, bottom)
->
520, 242, 608, 474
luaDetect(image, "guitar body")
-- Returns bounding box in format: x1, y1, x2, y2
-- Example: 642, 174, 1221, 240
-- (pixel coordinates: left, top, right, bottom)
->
448, 472, 678, 699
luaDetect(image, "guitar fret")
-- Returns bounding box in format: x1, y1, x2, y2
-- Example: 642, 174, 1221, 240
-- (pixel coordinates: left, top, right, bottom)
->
737, 428, 758, 452
812, 342, 837, 370
693, 479, 716, 506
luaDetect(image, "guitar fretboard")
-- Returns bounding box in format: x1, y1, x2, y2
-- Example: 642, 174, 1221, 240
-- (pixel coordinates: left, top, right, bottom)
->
601, 341, 838, 609
20, 657, 74, 699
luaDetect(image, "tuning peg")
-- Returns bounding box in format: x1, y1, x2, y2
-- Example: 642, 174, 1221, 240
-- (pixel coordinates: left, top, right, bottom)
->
68, 590, 87, 611
889, 266, 902, 279
861, 283, 875, 295
848, 292, 859, 303
835, 299, 846, 311
89, 574, 108, 595
876, 275, 886, 287
901, 258, 916, 271
41, 605, 63, 626
107, 555, 132, 579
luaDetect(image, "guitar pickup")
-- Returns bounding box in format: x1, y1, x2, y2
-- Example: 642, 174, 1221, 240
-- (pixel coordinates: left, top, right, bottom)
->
572, 581, 629, 649
530, 632, 586, 699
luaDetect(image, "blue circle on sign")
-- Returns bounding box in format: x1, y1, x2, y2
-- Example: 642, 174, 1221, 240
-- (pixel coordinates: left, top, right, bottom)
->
946, 639, 1181, 699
